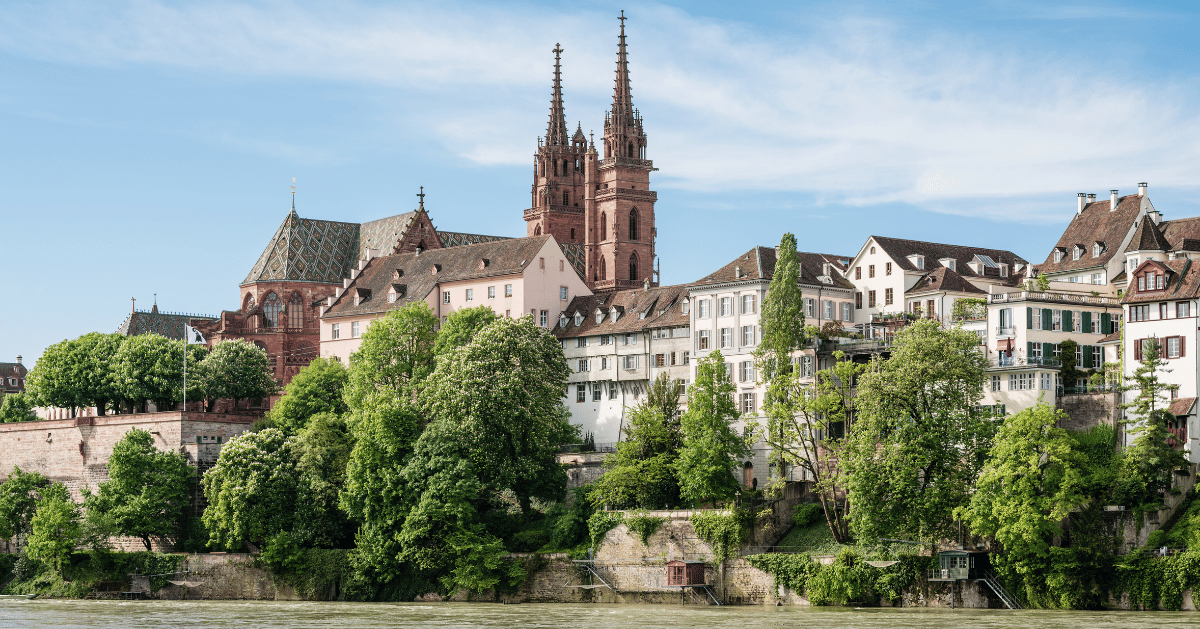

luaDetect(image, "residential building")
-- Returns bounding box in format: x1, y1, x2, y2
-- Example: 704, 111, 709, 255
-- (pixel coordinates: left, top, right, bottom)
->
0, 356, 26, 402
553, 284, 691, 445
1036, 185, 1157, 289
320, 235, 590, 364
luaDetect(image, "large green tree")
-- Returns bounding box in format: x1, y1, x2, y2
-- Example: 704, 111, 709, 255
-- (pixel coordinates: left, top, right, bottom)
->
346, 302, 438, 407
25, 338, 82, 414
84, 428, 195, 551
25, 483, 81, 572
73, 332, 124, 415
758, 232, 806, 376
0, 393, 37, 423
432, 305, 499, 358
0, 467, 49, 547
842, 319, 992, 548
590, 375, 684, 510
201, 428, 299, 550
195, 339, 278, 411
113, 334, 184, 411
266, 357, 349, 434
293, 412, 356, 548
676, 350, 751, 506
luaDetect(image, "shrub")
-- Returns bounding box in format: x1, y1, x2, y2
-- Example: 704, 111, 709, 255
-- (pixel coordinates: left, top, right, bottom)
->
793, 503, 822, 528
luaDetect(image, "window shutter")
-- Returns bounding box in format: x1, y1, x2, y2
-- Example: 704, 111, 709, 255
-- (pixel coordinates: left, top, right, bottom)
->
1135, 339, 1142, 361
1027, 341, 1034, 357
1043, 342, 1054, 362
1182, 337, 1186, 357
1027, 307, 1033, 330
1082, 345, 1093, 369
1063, 310, 1073, 332
1101, 312, 1111, 335
1043, 308, 1053, 331
1081, 311, 1092, 333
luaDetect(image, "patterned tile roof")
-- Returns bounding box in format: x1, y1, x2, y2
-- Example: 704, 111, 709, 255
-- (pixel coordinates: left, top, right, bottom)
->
552, 284, 692, 339
438, 231, 512, 247
243, 210, 364, 285
117, 308, 218, 341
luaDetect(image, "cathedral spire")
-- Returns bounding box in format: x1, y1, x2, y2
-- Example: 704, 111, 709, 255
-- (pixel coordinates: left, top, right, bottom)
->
546, 43, 569, 146
611, 11, 634, 122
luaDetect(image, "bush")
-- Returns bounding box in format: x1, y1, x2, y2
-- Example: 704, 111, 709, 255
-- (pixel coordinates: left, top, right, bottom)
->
625, 512, 668, 546
793, 503, 822, 528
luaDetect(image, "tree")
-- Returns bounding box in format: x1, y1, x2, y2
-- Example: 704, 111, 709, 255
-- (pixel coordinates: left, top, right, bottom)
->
196, 339, 278, 411
72, 332, 123, 415
266, 357, 349, 434
756, 351, 864, 543
643, 372, 685, 449
0, 467, 48, 547
757, 232, 806, 379
84, 429, 194, 551
419, 316, 574, 516
113, 334, 184, 411
201, 428, 299, 550
842, 319, 992, 548
294, 412, 356, 548
1059, 339, 1082, 390
346, 302, 438, 407
957, 403, 1088, 605
25, 483, 81, 572
24, 338, 82, 414
590, 394, 682, 510
1119, 338, 1189, 514
432, 305, 499, 358
0, 393, 37, 423
676, 350, 751, 506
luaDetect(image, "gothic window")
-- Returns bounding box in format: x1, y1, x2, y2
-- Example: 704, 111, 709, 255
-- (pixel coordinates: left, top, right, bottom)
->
600, 256, 607, 280
563, 160, 569, 176
242, 293, 255, 312
288, 292, 304, 329
628, 208, 639, 241
601, 213, 607, 240
629, 252, 639, 281
562, 191, 569, 206
535, 224, 542, 236
628, 142, 634, 156
570, 228, 575, 240
263, 292, 281, 328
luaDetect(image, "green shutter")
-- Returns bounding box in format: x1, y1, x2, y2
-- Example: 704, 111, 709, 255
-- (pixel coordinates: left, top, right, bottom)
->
1027, 341, 1034, 358
1082, 311, 1092, 334
1043, 342, 1054, 364
1064, 310, 1073, 333
1043, 308, 1053, 331
1082, 345, 1094, 369
1027, 307, 1033, 329
1101, 312, 1111, 335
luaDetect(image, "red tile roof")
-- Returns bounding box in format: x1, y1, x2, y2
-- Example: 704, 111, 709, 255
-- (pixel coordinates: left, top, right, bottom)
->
871, 236, 1026, 280
552, 284, 692, 338
905, 266, 987, 296
1039, 195, 1141, 274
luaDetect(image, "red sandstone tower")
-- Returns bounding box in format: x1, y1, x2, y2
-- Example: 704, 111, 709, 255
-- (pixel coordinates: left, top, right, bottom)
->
525, 13, 657, 291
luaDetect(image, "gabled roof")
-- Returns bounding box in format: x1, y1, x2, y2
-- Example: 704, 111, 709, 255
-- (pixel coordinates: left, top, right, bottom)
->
1040, 195, 1142, 273
0, 362, 27, 378
905, 266, 987, 296
323, 236, 555, 318
1169, 397, 1196, 417
1121, 258, 1200, 304
117, 308, 217, 340
869, 236, 1026, 280
552, 284, 692, 338
1125, 217, 1171, 253
243, 209, 379, 285
1159, 216, 1200, 252
694, 246, 855, 290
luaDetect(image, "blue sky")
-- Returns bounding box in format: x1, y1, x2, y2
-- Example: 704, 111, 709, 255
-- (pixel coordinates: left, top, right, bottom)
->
4, 0, 1200, 365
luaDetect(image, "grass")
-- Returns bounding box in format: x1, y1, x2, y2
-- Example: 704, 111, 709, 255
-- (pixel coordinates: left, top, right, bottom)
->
774, 521, 847, 556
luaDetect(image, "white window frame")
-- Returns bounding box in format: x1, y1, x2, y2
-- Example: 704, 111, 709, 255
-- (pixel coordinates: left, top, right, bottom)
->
331, 323, 340, 340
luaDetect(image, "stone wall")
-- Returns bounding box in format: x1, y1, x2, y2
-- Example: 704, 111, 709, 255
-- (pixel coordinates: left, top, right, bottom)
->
557, 452, 609, 489
1057, 392, 1120, 432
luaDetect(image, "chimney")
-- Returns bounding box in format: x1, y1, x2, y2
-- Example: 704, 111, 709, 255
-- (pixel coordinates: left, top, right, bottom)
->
1077, 193, 1086, 214
15, 355, 21, 365
1110, 190, 1118, 211
1139, 182, 1148, 197
735, 265, 742, 278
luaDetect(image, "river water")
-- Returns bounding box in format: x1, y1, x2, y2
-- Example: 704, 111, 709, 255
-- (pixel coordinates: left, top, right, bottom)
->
0, 601, 1196, 629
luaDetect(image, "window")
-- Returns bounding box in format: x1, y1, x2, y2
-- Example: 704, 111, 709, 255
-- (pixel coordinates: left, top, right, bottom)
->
576, 337, 588, 348
742, 325, 755, 346
331, 323, 340, 340
841, 302, 852, 321
629, 208, 639, 240
540, 310, 548, 327
805, 298, 816, 317
886, 262, 892, 275
1073, 246, 1082, 261
388, 292, 397, 303
600, 356, 610, 370
608, 381, 618, 400
1090, 314, 1100, 334
1092, 273, 1103, 285
443, 291, 451, 304
868, 291, 876, 308
1180, 302, 1192, 318
870, 246, 876, 254
1138, 275, 1145, 291
465, 289, 474, 301
740, 392, 756, 415
623, 355, 639, 370
488, 286, 495, 299
681, 300, 690, 315
1053, 309, 1062, 331
741, 294, 756, 314
1008, 373, 1033, 391
506, 310, 511, 317
801, 355, 814, 377
624, 333, 637, 345
600, 213, 607, 240
539, 257, 545, 269
856, 293, 863, 309
1031, 343, 1042, 360
823, 300, 834, 319
1167, 336, 1184, 359
1054, 250, 1064, 263
720, 328, 733, 348
1076, 345, 1083, 365
1052, 343, 1062, 358
504, 284, 513, 297
1130, 305, 1150, 322
682, 351, 690, 365
884, 288, 893, 306
1092, 346, 1103, 366
739, 361, 756, 382
577, 359, 590, 372
576, 384, 586, 403
990, 375, 1001, 392
1032, 308, 1042, 330
1041, 373, 1053, 391
856, 267, 862, 280
592, 383, 602, 402
719, 297, 732, 316
1158, 274, 1165, 290
869, 264, 875, 278
560, 286, 568, 300
655, 354, 666, 367
698, 300, 711, 318
1161, 303, 1169, 320
698, 330, 710, 350
351, 321, 360, 338
600, 334, 613, 345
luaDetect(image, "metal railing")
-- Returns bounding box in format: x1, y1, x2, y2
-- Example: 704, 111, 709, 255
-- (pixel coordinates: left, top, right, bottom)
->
989, 291, 1120, 306
927, 568, 969, 580
990, 356, 1061, 368
1057, 384, 1118, 395
995, 326, 1016, 337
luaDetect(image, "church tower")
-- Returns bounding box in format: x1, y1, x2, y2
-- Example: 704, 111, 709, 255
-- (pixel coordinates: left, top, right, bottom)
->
525, 44, 590, 246
586, 11, 656, 291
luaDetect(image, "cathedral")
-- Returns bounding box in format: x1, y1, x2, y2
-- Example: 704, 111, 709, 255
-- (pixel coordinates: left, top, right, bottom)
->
180, 13, 658, 388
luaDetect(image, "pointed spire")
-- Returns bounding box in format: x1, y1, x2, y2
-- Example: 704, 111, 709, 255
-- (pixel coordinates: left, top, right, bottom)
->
289, 176, 298, 216
417, 186, 425, 211
611, 11, 634, 122
546, 43, 568, 146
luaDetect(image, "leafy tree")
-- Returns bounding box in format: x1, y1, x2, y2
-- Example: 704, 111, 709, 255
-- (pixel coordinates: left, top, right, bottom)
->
643, 372, 685, 449
420, 315, 573, 516
72, 332, 123, 415
0, 393, 37, 423
1118, 337, 1189, 515
590, 397, 682, 510
432, 305, 499, 358
25, 483, 81, 572
756, 351, 864, 543
1059, 339, 1082, 390
0, 467, 48, 546
201, 428, 298, 550
113, 334, 184, 411
957, 403, 1089, 606
266, 357, 349, 434
758, 232, 806, 379
83, 429, 194, 551
294, 412, 356, 548
346, 302, 438, 407
676, 350, 751, 506
1037, 272, 1051, 291
24, 338, 82, 414
196, 339, 278, 411
842, 319, 992, 548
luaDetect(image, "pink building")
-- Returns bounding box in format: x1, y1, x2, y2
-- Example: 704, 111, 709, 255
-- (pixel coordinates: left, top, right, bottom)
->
320, 235, 592, 364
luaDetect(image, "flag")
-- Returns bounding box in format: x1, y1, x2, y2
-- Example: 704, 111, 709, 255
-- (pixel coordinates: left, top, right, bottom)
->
183, 324, 206, 345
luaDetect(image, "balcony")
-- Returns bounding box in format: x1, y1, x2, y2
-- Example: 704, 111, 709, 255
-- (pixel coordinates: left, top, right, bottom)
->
995, 326, 1016, 337
523, 204, 584, 218
990, 356, 1061, 368
989, 291, 1120, 306
598, 156, 655, 170
594, 187, 658, 202
928, 568, 969, 581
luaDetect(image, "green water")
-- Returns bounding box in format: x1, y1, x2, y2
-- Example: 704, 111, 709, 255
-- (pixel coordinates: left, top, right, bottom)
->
0, 601, 1196, 629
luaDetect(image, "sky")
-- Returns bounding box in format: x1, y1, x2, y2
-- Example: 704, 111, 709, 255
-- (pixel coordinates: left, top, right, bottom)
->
4, 0, 1200, 366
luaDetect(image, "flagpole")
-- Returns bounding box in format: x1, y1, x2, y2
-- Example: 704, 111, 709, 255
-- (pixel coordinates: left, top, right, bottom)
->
183, 326, 187, 413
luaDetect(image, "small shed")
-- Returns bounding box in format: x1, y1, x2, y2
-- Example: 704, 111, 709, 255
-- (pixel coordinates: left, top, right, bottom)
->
929, 550, 991, 581
666, 561, 707, 586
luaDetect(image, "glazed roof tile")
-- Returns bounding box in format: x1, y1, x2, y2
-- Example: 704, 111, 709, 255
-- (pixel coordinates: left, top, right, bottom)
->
116, 310, 217, 341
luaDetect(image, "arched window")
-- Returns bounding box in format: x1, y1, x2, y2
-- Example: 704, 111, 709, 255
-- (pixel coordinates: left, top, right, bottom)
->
628, 208, 639, 241
562, 191, 569, 206
534, 224, 542, 236
242, 293, 255, 312
628, 142, 634, 157
288, 292, 304, 330
600, 213, 607, 241
629, 252, 639, 281
570, 228, 575, 240
600, 256, 607, 280
263, 292, 281, 328
563, 159, 569, 176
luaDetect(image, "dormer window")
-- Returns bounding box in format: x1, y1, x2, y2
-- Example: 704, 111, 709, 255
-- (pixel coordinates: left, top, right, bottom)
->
1072, 245, 1083, 261
681, 298, 690, 315
1093, 242, 1105, 257
393, 269, 404, 280
574, 312, 584, 327
822, 263, 831, 276
430, 264, 441, 275
999, 263, 1009, 278
1054, 248, 1065, 263
478, 258, 490, 269
595, 308, 604, 325
610, 307, 621, 323
559, 314, 568, 329
353, 288, 372, 307
907, 254, 925, 270
940, 258, 956, 271
388, 284, 406, 303
1139, 271, 1166, 292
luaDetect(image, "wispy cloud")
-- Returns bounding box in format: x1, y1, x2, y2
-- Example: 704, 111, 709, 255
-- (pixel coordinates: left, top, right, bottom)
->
4, 0, 1200, 222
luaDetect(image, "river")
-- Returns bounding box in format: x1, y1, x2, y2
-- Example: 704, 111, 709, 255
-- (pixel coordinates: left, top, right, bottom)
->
0, 601, 1196, 629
